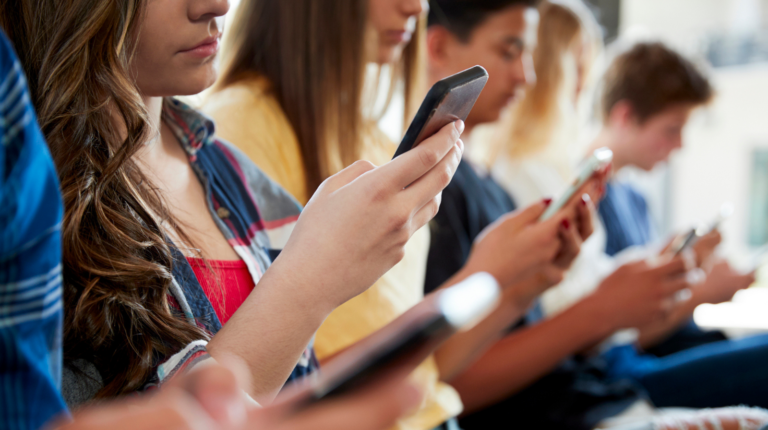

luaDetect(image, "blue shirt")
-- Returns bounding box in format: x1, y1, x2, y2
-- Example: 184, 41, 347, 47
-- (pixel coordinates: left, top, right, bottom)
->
0, 31, 68, 429
598, 181, 654, 256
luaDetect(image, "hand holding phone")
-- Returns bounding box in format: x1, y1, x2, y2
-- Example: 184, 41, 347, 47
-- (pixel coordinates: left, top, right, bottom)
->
539, 147, 613, 221
667, 203, 732, 257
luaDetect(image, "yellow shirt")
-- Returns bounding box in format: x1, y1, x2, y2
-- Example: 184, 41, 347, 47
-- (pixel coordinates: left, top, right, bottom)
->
204, 76, 463, 430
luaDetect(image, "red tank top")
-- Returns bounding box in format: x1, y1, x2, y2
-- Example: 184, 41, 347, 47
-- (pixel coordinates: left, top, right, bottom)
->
186, 258, 255, 325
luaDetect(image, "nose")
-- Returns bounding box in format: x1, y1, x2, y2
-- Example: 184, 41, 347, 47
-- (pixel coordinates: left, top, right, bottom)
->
521, 51, 537, 86
189, 0, 230, 23
402, 0, 426, 17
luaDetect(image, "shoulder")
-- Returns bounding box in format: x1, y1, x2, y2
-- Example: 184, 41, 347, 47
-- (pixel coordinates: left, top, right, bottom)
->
608, 181, 648, 207
203, 76, 287, 131
210, 138, 303, 220
205, 76, 273, 109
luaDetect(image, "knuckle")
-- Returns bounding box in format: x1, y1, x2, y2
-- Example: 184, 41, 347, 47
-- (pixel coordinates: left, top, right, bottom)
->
392, 247, 407, 264
449, 124, 461, 142
438, 165, 454, 187
434, 191, 443, 208
388, 210, 410, 232
354, 159, 376, 172
418, 148, 439, 168
370, 182, 390, 202
427, 198, 441, 219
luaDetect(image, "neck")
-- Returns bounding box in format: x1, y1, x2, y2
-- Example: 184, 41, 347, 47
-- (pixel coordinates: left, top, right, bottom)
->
589, 127, 630, 173
144, 96, 164, 136
133, 96, 167, 167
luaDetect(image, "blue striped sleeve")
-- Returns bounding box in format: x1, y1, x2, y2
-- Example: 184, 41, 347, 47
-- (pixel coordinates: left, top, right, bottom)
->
0, 31, 68, 430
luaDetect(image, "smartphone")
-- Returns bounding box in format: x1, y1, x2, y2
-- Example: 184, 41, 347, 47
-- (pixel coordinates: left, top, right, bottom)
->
302, 272, 500, 404
669, 228, 699, 256
539, 147, 613, 221
392, 66, 489, 160
671, 203, 734, 256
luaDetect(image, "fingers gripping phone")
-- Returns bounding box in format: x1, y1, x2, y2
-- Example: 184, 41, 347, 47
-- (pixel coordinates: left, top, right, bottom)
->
392, 66, 489, 159
670, 203, 734, 256
539, 148, 613, 221
300, 272, 500, 405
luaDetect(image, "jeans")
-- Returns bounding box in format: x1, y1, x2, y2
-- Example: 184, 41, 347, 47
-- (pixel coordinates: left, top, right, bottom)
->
603, 334, 768, 408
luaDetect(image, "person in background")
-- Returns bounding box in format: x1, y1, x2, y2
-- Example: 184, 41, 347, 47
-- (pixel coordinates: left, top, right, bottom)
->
424, 0, 768, 429
492, 0, 736, 355
206, 1, 590, 429
0, 28, 425, 430
493, 1, 768, 409
1, 0, 463, 409
585, 41, 768, 403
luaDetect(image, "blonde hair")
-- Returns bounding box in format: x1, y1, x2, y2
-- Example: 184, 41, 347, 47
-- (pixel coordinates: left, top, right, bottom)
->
216, 0, 426, 194
499, 0, 602, 162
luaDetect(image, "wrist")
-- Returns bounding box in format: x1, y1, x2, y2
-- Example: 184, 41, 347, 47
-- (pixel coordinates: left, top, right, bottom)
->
262, 254, 336, 322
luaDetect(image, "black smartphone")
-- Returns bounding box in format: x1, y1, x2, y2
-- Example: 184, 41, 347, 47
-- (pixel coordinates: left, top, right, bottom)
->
299, 272, 499, 404
392, 66, 489, 159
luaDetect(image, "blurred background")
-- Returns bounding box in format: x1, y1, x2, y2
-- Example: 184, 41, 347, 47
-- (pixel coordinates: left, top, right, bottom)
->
219, 0, 768, 335
584, 0, 768, 337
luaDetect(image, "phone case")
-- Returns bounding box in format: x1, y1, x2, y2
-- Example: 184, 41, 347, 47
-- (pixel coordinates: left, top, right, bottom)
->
392, 66, 489, 159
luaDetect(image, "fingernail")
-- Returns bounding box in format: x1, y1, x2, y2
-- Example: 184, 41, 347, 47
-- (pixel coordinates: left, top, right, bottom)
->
561, 219, 570, 229
457, 138, 465, 153
543, 197, 553, 207
581, 193, 591, 206
455, 120, 465, 134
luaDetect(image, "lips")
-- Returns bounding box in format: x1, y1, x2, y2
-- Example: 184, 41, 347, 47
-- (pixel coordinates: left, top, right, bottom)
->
180, 35, 221, 58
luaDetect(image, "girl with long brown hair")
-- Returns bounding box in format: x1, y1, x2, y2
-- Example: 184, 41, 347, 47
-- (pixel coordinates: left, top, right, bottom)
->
0, 0, 467, 407
205, 1, 595, 429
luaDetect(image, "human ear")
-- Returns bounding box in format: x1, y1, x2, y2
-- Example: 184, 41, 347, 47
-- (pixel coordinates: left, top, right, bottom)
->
609, 100, 638, 129
426, 26, 455, 71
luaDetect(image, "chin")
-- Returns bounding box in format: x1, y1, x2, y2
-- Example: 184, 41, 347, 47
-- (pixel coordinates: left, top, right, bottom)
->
175, 72, 218, 96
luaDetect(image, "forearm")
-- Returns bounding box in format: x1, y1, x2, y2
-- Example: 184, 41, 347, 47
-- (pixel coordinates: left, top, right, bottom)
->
448, 296, 614, 414
206, 258, 333, 404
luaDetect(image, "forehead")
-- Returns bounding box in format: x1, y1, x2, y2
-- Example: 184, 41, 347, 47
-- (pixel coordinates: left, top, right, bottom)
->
468, 5, 538, 45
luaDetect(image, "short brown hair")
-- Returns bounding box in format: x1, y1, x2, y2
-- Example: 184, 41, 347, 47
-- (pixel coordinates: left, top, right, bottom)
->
601, 42, 713, 123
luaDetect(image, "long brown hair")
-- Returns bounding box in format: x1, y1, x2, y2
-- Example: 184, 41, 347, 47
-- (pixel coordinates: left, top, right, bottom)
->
502, 0, 601, 160
0, 0, 208, 397
216, 0, 426, 194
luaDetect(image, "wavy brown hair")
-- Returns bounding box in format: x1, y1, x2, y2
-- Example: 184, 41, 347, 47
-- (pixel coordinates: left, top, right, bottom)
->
0, 0, 208, 397
215, 0, 426, 195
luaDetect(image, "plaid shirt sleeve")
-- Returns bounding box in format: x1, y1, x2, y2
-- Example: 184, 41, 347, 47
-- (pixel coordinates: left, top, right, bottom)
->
0, 31, 68, 429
